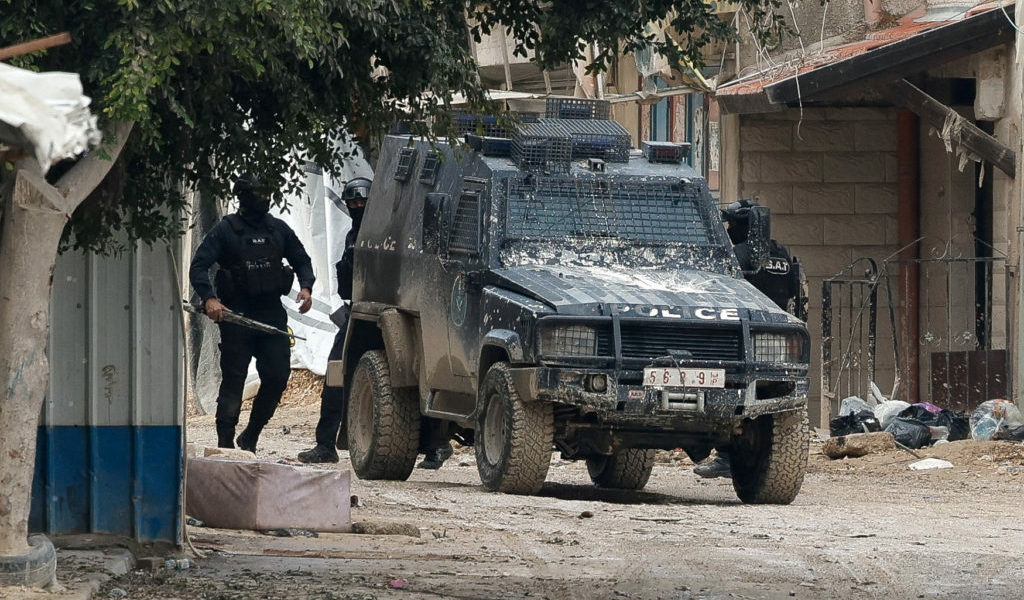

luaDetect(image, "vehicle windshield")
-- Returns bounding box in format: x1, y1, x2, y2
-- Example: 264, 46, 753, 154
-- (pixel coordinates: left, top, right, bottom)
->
500, 176, 736, 273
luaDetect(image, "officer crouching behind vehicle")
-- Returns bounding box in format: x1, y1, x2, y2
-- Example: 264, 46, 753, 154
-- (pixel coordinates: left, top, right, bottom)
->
297, 177, 371, 464
190, 173, 316, 452
694, 199, 805, 479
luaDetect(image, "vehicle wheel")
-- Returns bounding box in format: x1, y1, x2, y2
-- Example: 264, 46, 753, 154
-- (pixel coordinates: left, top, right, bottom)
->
587, 449, 656, 490
347, 350, 421, 480
730, 407, 809, 504
475, 362, 553, 494
0, 534, 56, 587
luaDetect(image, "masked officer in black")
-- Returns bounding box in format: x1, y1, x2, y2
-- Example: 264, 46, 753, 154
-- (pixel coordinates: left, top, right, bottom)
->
297, 177, 372, 464
190, 173, 316, 452
694, 199, 804, 479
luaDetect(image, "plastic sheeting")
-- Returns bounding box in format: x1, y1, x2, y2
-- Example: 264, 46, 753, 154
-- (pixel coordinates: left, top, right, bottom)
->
0, 62, 100, 171
273, 156, 373, 375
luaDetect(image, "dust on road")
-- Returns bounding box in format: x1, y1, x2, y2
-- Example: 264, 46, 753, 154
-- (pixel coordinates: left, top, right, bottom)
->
93, 372, 1024, 600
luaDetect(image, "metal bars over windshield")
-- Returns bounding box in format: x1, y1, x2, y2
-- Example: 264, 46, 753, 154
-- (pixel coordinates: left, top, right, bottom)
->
505, 177, 713, 245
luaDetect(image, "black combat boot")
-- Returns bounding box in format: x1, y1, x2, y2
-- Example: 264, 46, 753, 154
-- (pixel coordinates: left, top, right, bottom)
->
297, 444, 340, 464
216, 424, 236, 449
417, 442, 454, 470
236, 426, 261, 453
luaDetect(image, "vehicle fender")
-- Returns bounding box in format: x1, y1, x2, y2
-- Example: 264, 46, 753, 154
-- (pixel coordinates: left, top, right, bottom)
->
379, 308, 419, 388
481, 329, 525, 363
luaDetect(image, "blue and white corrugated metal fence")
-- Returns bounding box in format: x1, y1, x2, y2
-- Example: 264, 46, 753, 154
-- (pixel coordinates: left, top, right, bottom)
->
31, 241, 184, 544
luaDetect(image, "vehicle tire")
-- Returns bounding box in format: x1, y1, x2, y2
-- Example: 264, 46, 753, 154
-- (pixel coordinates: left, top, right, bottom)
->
475, 362, 553, 494
0, 534, 56, 588
347, 350, 421, 480
730, 407, 809, 504
587, 449, 656, 490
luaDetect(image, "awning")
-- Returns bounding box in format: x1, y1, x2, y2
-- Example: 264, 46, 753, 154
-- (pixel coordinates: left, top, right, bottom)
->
715, 2, 1016, 115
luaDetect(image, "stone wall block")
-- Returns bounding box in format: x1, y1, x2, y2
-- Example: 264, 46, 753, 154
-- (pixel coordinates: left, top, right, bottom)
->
740, 123, 793, 151
822, 214, 888, 245
854, 120, 898, 151
759, 153, 823, 182
792, 183, 856, 214
773, 214, 825, 245
823, 153, 887, 183
740, 183, 794, 213
792, 122, 858, 152
855, 183, 898, 214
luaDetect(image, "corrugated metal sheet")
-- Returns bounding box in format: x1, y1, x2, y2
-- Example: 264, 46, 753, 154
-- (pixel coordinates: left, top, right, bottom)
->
31, 241, 184, 544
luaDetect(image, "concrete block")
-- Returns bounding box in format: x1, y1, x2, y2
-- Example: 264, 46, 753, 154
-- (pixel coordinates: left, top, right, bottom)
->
854, 183, 898, 214
885, 152, 899, 183
740, 183, 794, 213
773, 214, 825, 245
792, 183, 856, 214
822, 214, 888, 245
741, 153, 761, 183
759, 152, 823, 183
792, 121, 857, 152
823, 153, 887, 183
740, 123, 793, 151
746, 108, 826, 121
823, 107, 895, 121
788, 245, 854, 277
204, 446, 258, 460
854, 120, 898, 152
822, 432, 897, 459
186, 458, 351, 532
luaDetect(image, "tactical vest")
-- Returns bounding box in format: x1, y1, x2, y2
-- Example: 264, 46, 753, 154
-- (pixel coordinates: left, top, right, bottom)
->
217, 214, 293, 299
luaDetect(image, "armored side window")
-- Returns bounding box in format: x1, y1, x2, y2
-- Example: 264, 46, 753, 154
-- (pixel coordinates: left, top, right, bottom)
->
395, 147, 417, 182
419, 150, 441, 185
447, 191, 481, 254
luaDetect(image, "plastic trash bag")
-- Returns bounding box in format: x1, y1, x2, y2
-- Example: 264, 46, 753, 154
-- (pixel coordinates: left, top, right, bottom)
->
994, 425, 1024, 442
830, 410, 881, 437
898, 405, 970, 442
874, 400, 910, 429
970, 399, 1024, 441
868, 382, 886, 406
884, 417, 932, 449
839, 396, 872, 417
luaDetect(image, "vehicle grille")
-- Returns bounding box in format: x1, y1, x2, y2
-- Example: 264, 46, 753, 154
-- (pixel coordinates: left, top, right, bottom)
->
619, 323, 742, 361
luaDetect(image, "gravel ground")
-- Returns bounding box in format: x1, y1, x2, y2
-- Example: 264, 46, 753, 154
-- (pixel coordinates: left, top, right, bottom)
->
83, 371, 1024, 600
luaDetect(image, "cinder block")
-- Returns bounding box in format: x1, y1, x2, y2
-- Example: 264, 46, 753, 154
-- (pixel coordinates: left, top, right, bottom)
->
823, 153, 887, 183
822, 214, 888, 245
740, 123, 793, 151
741, 152, 761, 183
791, 122, 857, 152
788, 245, 854, 277
854, 120, 898, 152
792, 183, 856, 214
740, 183, 794, 213
885, 152, 899, 183
186, 458, 351, 532
854, 183, 898, 214
773, 214, 825, 245
760, 153, 823, 183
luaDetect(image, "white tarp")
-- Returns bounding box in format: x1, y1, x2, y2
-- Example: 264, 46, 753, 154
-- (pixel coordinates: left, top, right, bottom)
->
0, 62, 100, 171
274, 155, 373, 375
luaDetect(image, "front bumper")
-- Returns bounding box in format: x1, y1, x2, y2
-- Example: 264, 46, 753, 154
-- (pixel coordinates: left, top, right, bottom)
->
510, 365, 808, 423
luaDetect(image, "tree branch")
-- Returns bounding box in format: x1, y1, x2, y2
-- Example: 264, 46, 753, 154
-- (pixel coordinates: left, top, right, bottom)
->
56, 120, 135, 207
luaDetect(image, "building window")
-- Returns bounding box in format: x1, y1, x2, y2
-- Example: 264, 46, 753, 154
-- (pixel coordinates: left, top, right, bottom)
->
650, 77, 670, 141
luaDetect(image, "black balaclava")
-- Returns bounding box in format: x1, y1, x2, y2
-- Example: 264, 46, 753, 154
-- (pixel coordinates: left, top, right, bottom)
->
238, 189, 271, 222
347, 204, 365, 232
727, 218, 749, 245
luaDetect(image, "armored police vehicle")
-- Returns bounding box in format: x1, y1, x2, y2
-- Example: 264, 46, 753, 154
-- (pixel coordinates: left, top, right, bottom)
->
329, 101, 810, 503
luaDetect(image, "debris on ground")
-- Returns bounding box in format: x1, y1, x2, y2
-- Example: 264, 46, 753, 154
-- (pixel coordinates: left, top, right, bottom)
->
351, 521, 421, 537
822, 432, 896, 459
970, 399, 1024, 441
908, 458, 954, 471
260, 528, 319, 538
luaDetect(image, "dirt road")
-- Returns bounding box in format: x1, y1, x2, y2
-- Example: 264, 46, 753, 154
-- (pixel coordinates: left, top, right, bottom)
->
92, 379, 1024, 600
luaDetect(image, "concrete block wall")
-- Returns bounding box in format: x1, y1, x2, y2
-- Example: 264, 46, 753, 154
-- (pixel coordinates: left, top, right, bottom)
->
738, 107, 901, 424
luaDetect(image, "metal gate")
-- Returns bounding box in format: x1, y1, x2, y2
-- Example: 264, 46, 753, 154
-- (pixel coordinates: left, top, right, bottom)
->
820, 239, 1008, 425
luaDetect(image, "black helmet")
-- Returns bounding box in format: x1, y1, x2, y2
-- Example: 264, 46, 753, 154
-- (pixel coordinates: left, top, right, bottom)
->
233, 172, 262, 198
341, 177, 372, 203
722, 199, 758, 222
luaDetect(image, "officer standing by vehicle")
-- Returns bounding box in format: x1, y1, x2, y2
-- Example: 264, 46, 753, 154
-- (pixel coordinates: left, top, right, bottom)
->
190, 173, 316, 452
297, 177, 372, 463
694, 199, 804, 479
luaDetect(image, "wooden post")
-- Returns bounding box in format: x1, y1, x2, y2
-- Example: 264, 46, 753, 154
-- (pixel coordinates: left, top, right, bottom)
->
883, 78, 1016, 178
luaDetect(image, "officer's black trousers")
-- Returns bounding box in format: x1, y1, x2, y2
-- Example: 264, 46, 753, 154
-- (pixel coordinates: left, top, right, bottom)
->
314, 311, 348, 448
215, 305, 291, 447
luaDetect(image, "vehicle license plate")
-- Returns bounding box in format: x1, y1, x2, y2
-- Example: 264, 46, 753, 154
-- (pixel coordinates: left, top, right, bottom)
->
642, 368, 725, 388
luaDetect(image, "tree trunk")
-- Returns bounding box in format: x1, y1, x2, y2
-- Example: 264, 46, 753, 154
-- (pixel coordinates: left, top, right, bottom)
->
0, 122, 133, 555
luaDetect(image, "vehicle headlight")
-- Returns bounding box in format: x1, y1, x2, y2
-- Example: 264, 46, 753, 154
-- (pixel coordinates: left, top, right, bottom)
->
540, 325, 597, 357
753, 332, 804, 363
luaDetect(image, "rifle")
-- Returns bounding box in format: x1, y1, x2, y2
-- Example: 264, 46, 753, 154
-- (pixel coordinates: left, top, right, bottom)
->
182, 301, 306, 341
